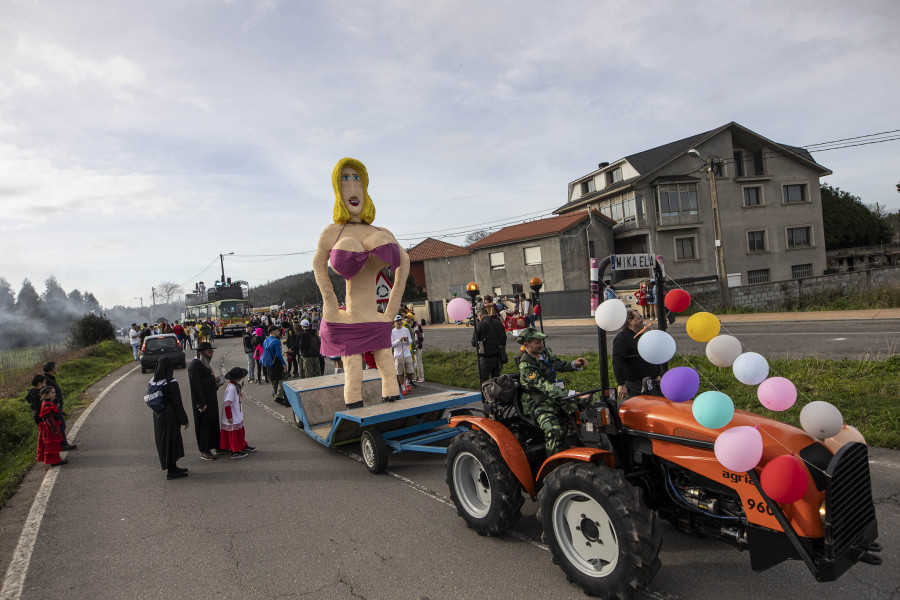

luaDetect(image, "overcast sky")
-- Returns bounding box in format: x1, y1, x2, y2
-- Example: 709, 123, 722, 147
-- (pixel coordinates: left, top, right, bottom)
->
1, 0, 898, 308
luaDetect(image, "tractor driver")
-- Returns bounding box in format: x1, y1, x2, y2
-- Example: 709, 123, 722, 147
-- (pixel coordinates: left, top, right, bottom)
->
517, 327, 588, 456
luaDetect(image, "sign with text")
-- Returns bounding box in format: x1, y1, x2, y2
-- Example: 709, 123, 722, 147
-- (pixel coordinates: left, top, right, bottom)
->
375, 271, 393, 303
610, 254, 655, 271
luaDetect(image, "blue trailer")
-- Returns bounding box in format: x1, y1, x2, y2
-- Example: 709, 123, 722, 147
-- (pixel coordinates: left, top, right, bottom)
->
282, 373, 480, 473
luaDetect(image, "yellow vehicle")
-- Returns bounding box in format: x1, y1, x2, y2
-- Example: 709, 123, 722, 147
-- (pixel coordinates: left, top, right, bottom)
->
185, 282, 250, 337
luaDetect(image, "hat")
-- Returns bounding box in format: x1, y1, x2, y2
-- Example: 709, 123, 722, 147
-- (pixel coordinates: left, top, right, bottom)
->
300, 319, 310, 327
224, 367, 248, 381
196, 342, 216, 351
394, 315, 403, 321
516, 327, 547, 344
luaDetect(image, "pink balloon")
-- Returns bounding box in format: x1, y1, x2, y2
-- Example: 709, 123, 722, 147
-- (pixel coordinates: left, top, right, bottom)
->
757, 377, 797, 411
447, 297, 472, 322
714, 426, 763, 472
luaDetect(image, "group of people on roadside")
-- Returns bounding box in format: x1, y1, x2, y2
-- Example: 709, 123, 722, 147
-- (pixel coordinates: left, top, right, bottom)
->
26, 361, 77, 467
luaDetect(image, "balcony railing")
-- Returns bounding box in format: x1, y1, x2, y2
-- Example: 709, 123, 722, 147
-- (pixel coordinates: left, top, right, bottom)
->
657, 211, 701, 227
612, 216, 647, 232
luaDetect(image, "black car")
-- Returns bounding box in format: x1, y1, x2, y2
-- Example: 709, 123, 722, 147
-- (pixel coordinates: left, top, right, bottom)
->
140, 334, 186, 373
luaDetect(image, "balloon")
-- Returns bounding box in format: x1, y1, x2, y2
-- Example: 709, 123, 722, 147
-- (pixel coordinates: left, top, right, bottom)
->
706, 335, 742, 368
691, 391, 734, 429
760, 455, 808, 503
595, 298, 627, 331
664, 289, 692, 312
757, 377, 797, 411
823, 425, 866, 454
714, 426, 763, 472
660, 367, 700, 403
732, 352, 769, 386
637, 330, 676, 364
686, 312, 720, 342
800, 401, 843, 439
447, 297, 472, 322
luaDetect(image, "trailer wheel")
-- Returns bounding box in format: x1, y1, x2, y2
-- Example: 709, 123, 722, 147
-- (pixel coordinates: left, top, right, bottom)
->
361, 429, 388, 474
446, 431, 524, 536
538, 462, 661, 599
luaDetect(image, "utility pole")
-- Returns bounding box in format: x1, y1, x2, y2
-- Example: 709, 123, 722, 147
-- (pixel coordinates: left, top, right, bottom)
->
151, 287, 156, 307
220, 252, 234, 284
705, 158, 731, 307
134, 297, 143, 308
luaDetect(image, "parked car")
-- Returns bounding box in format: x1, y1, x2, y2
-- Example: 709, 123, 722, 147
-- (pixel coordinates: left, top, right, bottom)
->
140, 334, 186, 373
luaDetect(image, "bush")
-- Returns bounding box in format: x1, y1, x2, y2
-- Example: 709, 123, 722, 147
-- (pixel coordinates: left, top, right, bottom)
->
68, 313, 116, 348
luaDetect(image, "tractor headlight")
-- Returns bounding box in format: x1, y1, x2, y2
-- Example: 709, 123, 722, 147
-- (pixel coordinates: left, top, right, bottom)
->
819, 500, 827, 524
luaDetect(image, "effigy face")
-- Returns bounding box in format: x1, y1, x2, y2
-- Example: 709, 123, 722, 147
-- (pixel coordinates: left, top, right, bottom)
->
341, 167, 364, 222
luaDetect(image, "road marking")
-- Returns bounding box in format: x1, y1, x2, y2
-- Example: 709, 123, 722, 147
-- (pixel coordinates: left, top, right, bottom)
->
1, 365, 140, 600
832, 337, 847, 341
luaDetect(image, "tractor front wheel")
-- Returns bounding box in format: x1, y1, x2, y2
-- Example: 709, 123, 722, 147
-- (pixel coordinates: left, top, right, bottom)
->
446, 431, 524, 536
538, 462, 661, 599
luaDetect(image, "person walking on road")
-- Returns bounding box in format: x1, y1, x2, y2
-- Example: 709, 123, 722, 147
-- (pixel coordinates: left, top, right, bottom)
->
405, 313, 425, 382
219, 367, 255, 459
188, 342, 221, 461
298, 320, 322, 379
42, 362, 76, 451
129, 324, 141, 360
36, 386, 67, 466
150, 357, 190, 479
242, 324, 256, 382
261, 326, 288, 405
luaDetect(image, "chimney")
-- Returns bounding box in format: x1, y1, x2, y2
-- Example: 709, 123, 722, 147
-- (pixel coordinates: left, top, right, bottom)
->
598, 162, 609, 169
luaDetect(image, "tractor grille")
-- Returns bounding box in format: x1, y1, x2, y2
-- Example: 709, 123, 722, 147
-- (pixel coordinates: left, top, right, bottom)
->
825, 442, 877, 557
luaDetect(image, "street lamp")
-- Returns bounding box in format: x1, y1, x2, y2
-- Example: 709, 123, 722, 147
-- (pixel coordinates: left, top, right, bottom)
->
687, 149, 731, 307
220, 252, 234, 284
529, 277, 544, 332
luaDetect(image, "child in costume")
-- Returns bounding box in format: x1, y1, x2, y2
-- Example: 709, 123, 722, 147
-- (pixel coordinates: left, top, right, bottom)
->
219, 367, 255, 458
37, 386, 66, 466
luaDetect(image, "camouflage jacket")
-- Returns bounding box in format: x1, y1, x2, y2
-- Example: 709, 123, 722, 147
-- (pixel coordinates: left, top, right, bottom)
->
519, 347, 578, 414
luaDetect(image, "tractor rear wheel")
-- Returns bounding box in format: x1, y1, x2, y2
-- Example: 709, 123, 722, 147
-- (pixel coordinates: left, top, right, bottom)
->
538, 462, 661, 599
446, 431, 524, 536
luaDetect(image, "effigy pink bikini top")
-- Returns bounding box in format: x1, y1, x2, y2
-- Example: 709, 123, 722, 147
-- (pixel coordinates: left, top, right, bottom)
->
329, 224, 402, 281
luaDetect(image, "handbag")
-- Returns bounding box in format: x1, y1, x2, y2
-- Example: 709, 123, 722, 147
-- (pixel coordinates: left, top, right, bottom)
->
144, 380, 167, 413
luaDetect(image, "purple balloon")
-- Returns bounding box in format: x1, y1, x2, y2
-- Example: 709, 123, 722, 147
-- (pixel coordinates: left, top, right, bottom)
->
660, 367, 700, 403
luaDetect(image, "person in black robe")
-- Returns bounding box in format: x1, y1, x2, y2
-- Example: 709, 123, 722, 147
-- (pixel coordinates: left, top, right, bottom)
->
151, 357, 189, 480
188, 342, 221, 461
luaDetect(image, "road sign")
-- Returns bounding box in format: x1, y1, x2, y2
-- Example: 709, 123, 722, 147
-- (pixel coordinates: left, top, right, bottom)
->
610, 254, 655, 271
375, 271, 392, 303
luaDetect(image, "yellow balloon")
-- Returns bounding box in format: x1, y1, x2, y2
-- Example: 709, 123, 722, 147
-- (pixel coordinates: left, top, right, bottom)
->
686, 312, 721, 342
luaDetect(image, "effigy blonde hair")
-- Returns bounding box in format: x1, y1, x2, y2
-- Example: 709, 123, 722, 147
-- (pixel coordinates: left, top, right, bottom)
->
332, 157, 376, 224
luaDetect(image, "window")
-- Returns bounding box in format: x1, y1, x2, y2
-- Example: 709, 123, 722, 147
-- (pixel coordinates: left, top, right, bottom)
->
748, 269, 770, 284
733, 150, 745, 177
747, 230, 766, 253
674, 236, 696, 260
581, 179, 595, 195
492, 286, 502, 296
783, 184, 808, 204
489, 251, 505, 270
511, 283, 523, 294
743, 186, 762, 207
792, 264, 812, 279
524, 246, 542, 265
656, 183, 699, 222
598, 191, 637, 224
606, 167, 622, 186
712, 160, 724, 177
787, 226, 812, 249
752, 150, 764, 175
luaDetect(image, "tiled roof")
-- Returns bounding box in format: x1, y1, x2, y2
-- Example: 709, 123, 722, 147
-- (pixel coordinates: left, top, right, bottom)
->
407, 237, 470, 262
622, 127, 721, 175
468, 210, 613, 250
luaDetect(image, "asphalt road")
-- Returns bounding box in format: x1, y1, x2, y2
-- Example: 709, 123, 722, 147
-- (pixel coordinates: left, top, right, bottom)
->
0, 336, 897, 600
425, 318, 900, 360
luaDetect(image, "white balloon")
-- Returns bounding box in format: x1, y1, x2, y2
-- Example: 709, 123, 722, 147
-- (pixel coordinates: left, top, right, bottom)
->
732, 352, 769, 385
800, 401, 844, 439
706, 335, 743, 368
637, 330, 676, 364
595, 298, 627, 331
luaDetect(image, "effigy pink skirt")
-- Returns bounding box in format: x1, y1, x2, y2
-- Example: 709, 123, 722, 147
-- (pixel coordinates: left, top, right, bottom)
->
320, 320, 392, 357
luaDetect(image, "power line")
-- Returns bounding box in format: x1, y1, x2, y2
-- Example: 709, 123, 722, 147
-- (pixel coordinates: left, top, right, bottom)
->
801, 128, 900, 148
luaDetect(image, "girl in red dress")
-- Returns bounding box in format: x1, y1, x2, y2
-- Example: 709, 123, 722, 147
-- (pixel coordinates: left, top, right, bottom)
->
37, 386, 66, 466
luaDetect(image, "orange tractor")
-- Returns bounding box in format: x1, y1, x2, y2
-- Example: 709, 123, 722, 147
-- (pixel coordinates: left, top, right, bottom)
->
446, 379, 881, 598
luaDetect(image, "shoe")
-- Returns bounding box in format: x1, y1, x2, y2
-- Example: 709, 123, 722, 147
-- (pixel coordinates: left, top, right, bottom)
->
382, 395, 400, 403
248, 378, 255, 382
215, 449, 231, 456
242, 445, 256, 453
174, 466, 188, 472
409, 382, 417, 387
166, 470, 188, 479
200, 452, 216, 461
346, 400, 364, 409
62, 444, 78, 451
50, 459, 69, 466
231, 451, 249, 459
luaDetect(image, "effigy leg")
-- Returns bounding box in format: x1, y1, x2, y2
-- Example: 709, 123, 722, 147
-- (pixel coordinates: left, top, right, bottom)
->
342, 353, 364, 407
372, 347, 400, 400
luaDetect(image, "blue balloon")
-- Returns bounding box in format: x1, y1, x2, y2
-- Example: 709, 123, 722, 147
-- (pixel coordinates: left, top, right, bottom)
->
692, 391, 735, 429
660, 367, 700, 403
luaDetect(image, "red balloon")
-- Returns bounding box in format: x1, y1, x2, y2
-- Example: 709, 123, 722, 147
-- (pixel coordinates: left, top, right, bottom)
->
760, 455, 808, 504
664, 289, 692, 313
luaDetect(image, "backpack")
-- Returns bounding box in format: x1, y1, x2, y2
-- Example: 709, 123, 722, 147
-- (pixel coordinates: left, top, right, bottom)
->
481, 374, 519, 418
144, 380, 167, 413
260, 338, 276, 368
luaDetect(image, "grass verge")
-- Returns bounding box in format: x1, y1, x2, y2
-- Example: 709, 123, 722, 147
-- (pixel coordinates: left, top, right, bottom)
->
0, 340, 133, 508
422, 350, 900, 449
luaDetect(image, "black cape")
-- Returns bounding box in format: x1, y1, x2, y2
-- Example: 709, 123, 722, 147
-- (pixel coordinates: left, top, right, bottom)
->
153, 380, 189, 470
188, 357, 220, 453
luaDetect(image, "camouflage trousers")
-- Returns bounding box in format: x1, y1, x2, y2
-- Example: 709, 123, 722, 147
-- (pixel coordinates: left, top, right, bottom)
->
530, 397, 579, 456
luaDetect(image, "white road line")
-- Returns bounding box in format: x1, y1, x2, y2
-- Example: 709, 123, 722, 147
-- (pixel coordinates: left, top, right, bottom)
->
0, 365, 140, 600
